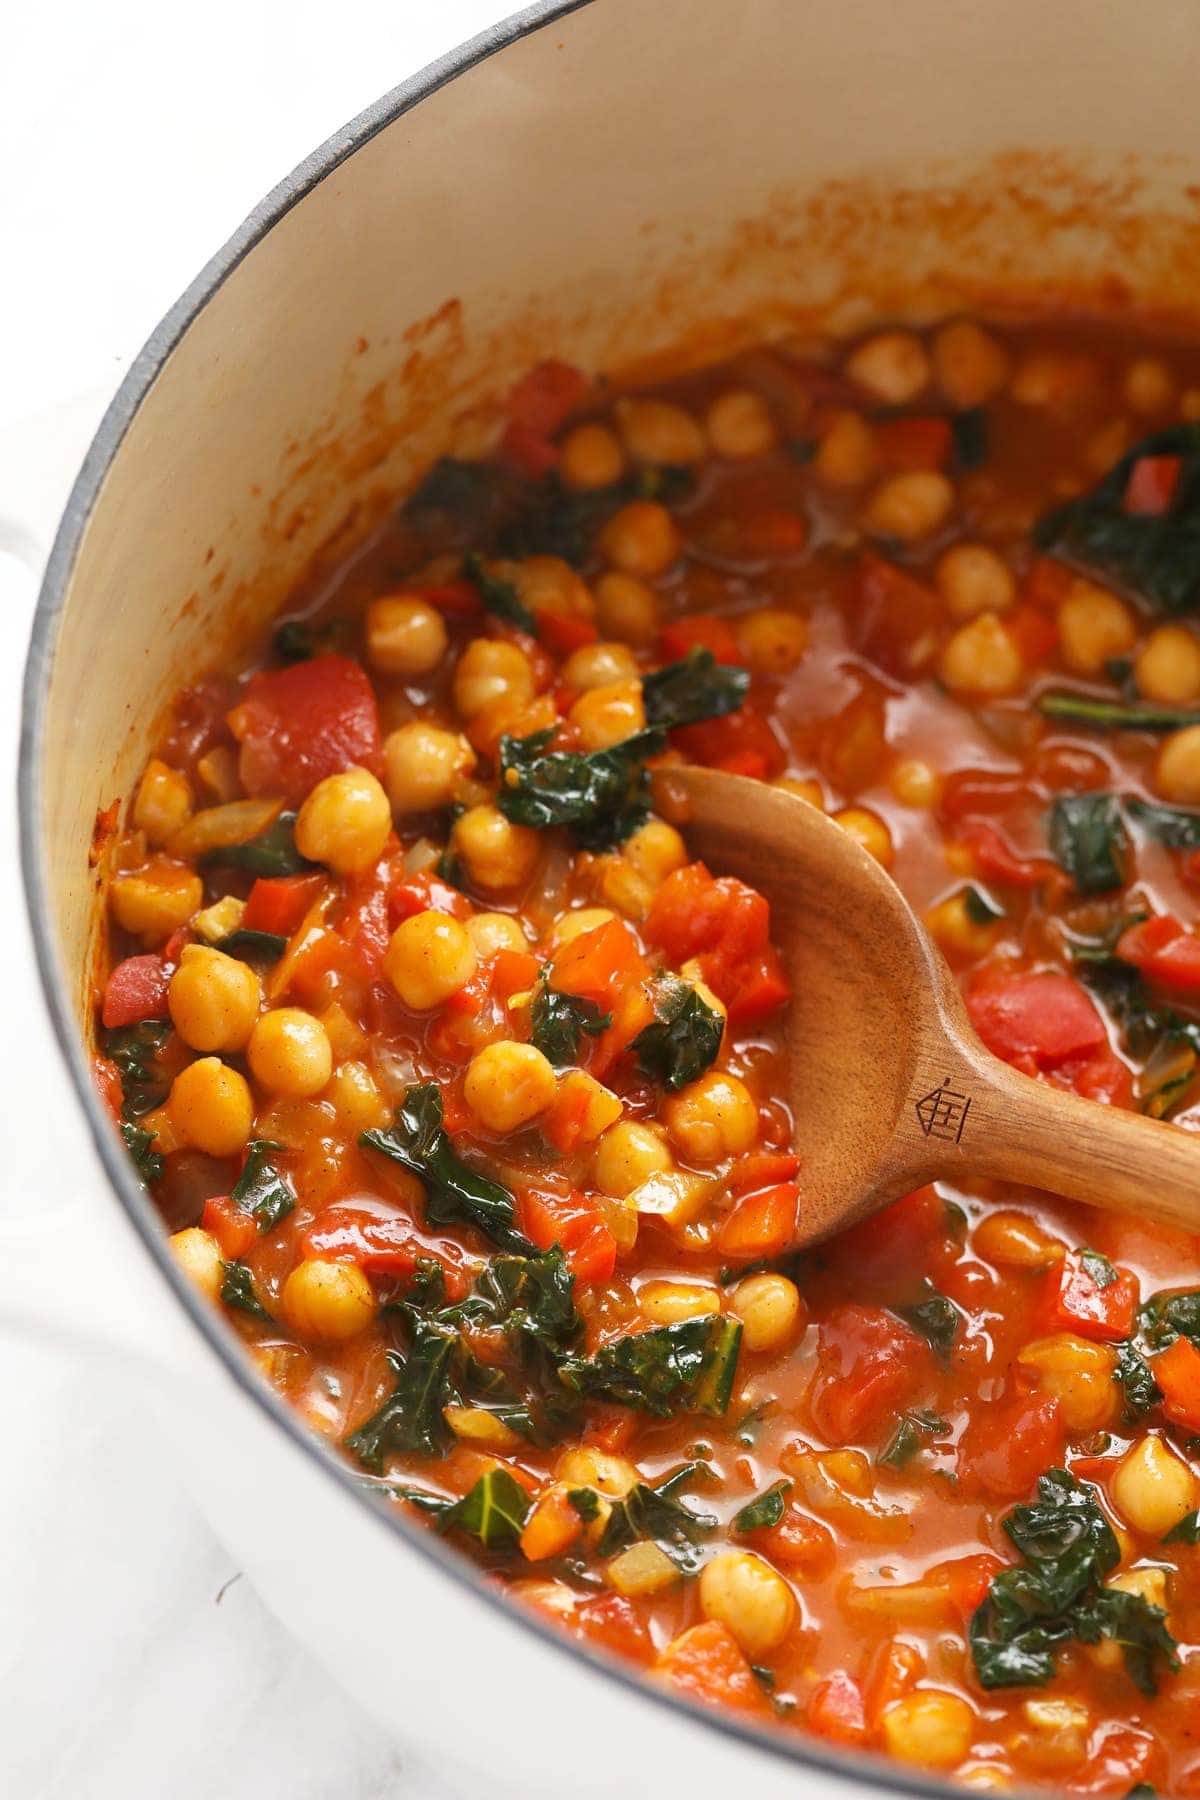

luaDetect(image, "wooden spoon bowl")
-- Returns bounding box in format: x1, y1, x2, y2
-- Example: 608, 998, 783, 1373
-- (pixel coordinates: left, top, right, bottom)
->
658, 766, 1200, 1247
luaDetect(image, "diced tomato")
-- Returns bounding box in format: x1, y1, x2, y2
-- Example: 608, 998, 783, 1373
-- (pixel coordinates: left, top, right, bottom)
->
655, 1621, 768, 1715
1040, 1248, 1139, 1342
809, 1304, 928, 1443
658, 615, 741, 666
1007, 602, 1059, 666
498, 360, 588, 474
490, 948, 540, 1001
957, 1390, 1063, 1498
573, 1593, 653, 1665
1153, 1334, 1200, 1432
388, 868, 474, 926
874, 415, 952, 472
966, 969, 1108, 1071
930, 1551, 1005, 1618
644, 861, 790, 1026
550, 918, 648, 1008
101, 954, 171, 1029
1124, 453, 1182, 516
645, 861, 734, 963
409, 581, 482, 617
517, 1188, 617, 1286
959, 820, 1057, 888
727, 1152, 800, 1198
202, 1195, 258, 1261
1024, 556, 1078, 612
822, 1185, 952, 1289
863, 1639, 922, 1728
537, 610, 599, 656
806, 1670, 868, 1745
1068, 1724, 1164, 1798
852, 553, 941, 677
721, 947, 792, 1027
300, 1203, 469, 1296
736, 507, 809, 556
1118, 912, 1200, 995
242, 873, 327, 937
499, 421, 561, 477
750, 1506, 835, 1576
587, 980, 658, 1080
716, 1183, 800, 1260
672, 704, 785, 779
1051, 1040, 1133, 1107
231, 654, 383, 805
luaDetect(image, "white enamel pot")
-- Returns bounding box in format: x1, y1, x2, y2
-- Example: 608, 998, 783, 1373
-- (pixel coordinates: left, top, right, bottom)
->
14, 1, 1200, 1793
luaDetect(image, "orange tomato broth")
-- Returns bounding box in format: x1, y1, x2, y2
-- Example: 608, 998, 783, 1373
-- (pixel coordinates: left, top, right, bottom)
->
94, 313, 1200, 1793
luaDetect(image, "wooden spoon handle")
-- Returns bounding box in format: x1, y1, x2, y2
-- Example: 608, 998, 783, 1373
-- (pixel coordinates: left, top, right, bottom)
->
923, 1031, 1200, 1234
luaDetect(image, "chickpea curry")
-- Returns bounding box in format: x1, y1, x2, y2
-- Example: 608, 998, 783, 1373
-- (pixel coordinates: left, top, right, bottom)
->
96, 313, 1200, 1791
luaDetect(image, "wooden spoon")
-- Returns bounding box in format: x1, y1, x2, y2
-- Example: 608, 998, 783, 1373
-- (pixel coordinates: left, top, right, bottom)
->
657, 765, 1200, 1247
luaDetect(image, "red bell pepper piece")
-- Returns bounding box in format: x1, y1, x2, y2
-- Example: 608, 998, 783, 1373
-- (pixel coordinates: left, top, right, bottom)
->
1040, 1248, 1139, 1343
657, 614, 742, 666
498, 359, 588, 474
101, 954, 171, 1029
727, 1152, 800, 1197
672, 704, 785, 779
1152, 1334, 1200, 1432
202, 1195, 258, 1262
517, 1188, 617, 1286
715, 1183, 800, 1260
1118, 913, 1200, 994
242, 873, 327, 937
1124, 453, 1181, 516
806, 1671, 868, 1745
549, 918, 648, 1007
853, 552, 941, 677
537, 611, 599, 656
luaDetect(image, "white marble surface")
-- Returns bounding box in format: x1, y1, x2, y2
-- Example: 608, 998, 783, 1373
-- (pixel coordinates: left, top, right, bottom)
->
0, 3, 514, 1792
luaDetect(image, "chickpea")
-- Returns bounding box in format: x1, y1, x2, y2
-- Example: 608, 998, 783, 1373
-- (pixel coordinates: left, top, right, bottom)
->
1015, 1698, 1090, 1770
729, 1272, 803, 1353
889, 758, 942, 809
1124, 356, 1174, 415
735, 606, 808, 674
881, 1691, 975, 1770
974, 1210, 1065, 1271
110, 859, 203, 942
638, 1280, 722, 1326
557, 1446, 639, 1497
294, 767, 391, 874
698, 1550, 796, 1658
664, 1071, 757, 1164
464, 1040, 557, 1133
1113, 1434, 1199, 1535
1016, 1334, 1119, 1433
384, 910, 477, 1010
1058, 582, 1136, 675
593, 570, 660, 646
452, 804, 541, 892
168, 1057, 253, 1157
814, 410, 876, 486
622, 819, 687, 886
248, 1008, 333, 1098
705, 389, 776, 459
775, 776, 825, 808
561, 642, 639, 694
594, 1120, 673, 1196
168, 944, 261, 1053
939, 613, 1023, 697
865, 470, 954, 541
559, 421, 625, 491
832, 806, 893, 867
1136, 624, 1200, 705
932, 319, 1010, 408
846, 330, 930, 405
569, 678, 646, 751
281, 1258, 377, 1343
514, 556, 595, 628
925, 890, 1002, 961
327, 1060, 389, 1135
614, 396, 706, 465
365, 594, 448, 677
1156, 724, 1200, 803
599, 501, 680, 577
133, 759, 192, 845
383, 721, 474, 815
169, 1226, 222, 1301
453, 638, 536, 720
465, 911, 529, 959
548, 906, 617, 948
936, 543, 1016, 619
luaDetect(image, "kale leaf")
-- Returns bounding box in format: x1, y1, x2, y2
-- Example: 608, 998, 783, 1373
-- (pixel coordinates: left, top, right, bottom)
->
230, 1139, 295, 1233
642, 648, 750, 730
202, 811, 310, 877
631, 975, 724, 1092
217, 928, 289, 962
733, 1480, 792, 1533
1047, 793, 1131, 895
389, 1468, 532, 1550
219, 1261, 273, 1321
403, 457, 505, 533
1033, 423, 1200, 615
1115, 1343, 1163, 1421
1126, 796, 1200, 851
345, 1327, 458, 1467
1037, 692, 1200, 733
472, 1244, 583, 1363
878, 1409, 950, 1470
557, 1315, 742, 1417
496, 726, 666, 850
899, 1285, 962, 1360
970, 1468, 1179, 1694
120, 1121, 163, 1185
102, 1019, 170, 1119
361, 1084, 533, 1254
594, 1461, 717, 1571
462, 551, 537, 634
530, 981, 611, 1066
1140, 1287, 1200, 1352
1164, 1509, 1200, 1545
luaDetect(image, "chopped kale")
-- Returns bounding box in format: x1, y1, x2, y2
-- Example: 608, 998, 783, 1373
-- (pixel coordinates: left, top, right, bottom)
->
970, 1468, 1179, 1694
1164, 1510, 1200, 1545
557, 1315, 742, 1417
201, 811, 310, 877
1126, 796, 1200, 851
952, 408, 989, 471
389, 1468, 532, 1550
1036, 692, 1200, 733
899, 1286, 962, 1360
878, 1409, 951, 1470
641, 648, 750, 730
102, 1019, 170, 1119
472, 1244, 583, 1363
1033, 423, 1200, 616
1079, 1247, 1118, 1290
530, 981, 611, 1067
733, 1480, 792, 1533
461, 550, 537, 634
595, 1461, 717, 1571
1115, 1343, 1163, 1421
631, 975, 724, 1092
217, 928, 289, 962
963, 885, 1005, 926
1140, 1287, 1200, 1352
403, 457, 504, 532
566, 1486, 602, 1523
362, 1084, 533, 1254
273, 619, 316, 662
219, 1261, 273, 1322
230, 1139, 295, 1234
1047, 793, 1131, 894
496, 726, 666, 850
120, 1121, 163, 1186
345, 1327, 457, 1467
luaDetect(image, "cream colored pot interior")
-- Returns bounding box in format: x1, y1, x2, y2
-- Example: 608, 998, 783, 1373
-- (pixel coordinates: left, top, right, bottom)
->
39, 0, 1200, 1012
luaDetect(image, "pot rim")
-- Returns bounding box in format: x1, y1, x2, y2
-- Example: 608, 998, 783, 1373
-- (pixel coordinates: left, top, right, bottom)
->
18, 6, 964, 1792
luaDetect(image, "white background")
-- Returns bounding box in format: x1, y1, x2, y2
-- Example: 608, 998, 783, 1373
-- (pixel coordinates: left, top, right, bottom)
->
0, 4, 509, 1794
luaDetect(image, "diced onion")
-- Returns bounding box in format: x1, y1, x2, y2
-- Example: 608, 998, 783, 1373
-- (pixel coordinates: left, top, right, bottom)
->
167, 797, 281, 860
